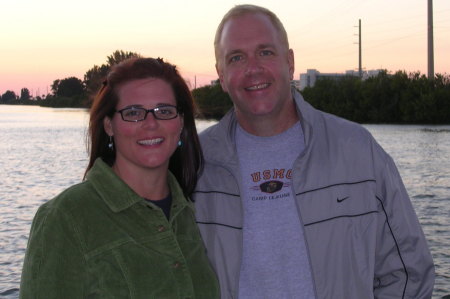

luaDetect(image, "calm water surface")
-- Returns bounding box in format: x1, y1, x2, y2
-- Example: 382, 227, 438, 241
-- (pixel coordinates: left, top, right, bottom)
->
0, 105, 448, 298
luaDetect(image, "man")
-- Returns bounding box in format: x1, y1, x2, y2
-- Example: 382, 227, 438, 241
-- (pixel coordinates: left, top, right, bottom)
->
193, 4, 434, 299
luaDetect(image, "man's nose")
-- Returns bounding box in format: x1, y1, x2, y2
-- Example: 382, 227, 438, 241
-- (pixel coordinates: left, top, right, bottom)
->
245, 56, 263, 76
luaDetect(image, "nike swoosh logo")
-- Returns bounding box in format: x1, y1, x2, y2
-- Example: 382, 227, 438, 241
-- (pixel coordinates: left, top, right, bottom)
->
337, 196, 349, 203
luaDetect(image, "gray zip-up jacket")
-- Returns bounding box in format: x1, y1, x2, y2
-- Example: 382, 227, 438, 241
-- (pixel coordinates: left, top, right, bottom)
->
193, 89, 435, 299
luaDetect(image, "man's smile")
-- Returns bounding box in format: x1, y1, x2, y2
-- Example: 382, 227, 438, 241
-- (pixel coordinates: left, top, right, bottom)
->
245, 83, 271, 91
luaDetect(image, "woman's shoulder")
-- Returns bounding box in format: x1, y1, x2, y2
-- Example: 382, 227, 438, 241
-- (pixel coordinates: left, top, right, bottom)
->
38, 180, 98, 217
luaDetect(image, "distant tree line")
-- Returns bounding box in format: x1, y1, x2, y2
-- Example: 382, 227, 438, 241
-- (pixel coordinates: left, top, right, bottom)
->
0, 50, 140, 108
0, 88, 34, 104
2, 59, 449, 124
193, 71, 450, 124
301, 70, 450, 124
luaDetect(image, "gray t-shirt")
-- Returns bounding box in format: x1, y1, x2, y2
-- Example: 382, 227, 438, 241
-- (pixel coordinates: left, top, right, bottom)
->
236, 122, 315, 299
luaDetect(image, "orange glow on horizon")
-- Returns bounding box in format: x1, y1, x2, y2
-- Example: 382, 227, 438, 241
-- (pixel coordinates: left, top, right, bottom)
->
1, 0, 449, 96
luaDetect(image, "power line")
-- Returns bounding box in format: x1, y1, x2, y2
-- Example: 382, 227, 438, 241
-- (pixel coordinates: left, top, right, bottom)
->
428, 0, 434, 79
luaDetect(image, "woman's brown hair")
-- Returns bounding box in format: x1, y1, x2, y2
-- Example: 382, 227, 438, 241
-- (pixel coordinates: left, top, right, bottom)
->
85, 57, 203, 197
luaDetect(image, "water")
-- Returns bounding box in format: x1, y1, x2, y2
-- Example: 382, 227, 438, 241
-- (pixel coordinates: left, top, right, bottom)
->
0, 105, 448, 298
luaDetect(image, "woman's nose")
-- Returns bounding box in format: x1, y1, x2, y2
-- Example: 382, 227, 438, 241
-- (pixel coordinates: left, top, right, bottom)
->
141, 112, 159, 129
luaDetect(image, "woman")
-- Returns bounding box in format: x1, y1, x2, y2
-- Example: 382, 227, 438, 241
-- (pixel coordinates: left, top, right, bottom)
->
20, 57, 219, 298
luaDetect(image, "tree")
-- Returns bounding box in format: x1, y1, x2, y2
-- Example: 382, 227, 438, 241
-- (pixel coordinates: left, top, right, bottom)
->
84, 64, 109, 96
54, 77, 85, 97
1, 90, 17, 102
51, 79, 60, 95
192, 82, 233, 119
301, 70, 450, 124
106, 50, 140, 67
20, 88, 31, 100
84, 50, 141, 96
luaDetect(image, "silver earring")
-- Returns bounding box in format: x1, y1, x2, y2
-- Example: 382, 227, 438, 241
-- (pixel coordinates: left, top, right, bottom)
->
108, 136, 114, 151
178, 129, 183, 147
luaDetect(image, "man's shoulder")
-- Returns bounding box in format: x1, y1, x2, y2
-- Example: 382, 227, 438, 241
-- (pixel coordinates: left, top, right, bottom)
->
323, 110, 370, 136
198, 122, 219, 150
294, 90, 371, 140
300, 100, 371, 141
199, 121, 219, 139
199, 110, 234, 142
199, 121, 227, 161
299, 108, 381, 165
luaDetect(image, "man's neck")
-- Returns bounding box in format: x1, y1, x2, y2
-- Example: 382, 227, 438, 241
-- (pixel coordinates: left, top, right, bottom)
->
236, 103, 299, 137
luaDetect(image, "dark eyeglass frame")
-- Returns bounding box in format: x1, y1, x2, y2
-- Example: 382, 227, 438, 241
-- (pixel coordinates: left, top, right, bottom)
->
116, 105, 179, 122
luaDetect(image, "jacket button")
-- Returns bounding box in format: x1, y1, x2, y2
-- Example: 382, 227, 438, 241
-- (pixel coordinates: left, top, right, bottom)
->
173, 261, 181, 268
157, 225, 165, 232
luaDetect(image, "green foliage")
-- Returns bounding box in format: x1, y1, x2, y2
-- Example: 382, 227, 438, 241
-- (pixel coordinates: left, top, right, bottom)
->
84, 64, 109, 96
20, 88, 31, 100
302, 76, 364, 122
84, 50, 141, 96
302, 71, 450, 124
5, 98, 39, 106
2, 50, 139, 109
51, 79, 60, 95
39, 95, 89, 108
192, 83, 233, 119
1, 90, 17, 103
3, 48, 448, 124
106, 50, 141, 67
52, 77, 85, 97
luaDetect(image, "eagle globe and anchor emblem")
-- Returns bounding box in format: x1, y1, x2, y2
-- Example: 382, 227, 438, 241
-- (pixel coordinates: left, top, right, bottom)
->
259, 180, 284, 193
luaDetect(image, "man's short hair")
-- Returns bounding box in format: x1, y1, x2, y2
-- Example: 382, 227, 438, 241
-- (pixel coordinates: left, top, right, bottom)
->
214, 4, 290, 66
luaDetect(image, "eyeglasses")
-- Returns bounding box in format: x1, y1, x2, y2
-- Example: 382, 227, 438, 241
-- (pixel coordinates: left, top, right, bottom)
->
116, 105, 179, 122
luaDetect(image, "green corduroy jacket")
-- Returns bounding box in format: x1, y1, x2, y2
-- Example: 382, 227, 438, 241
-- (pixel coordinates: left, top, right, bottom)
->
20, 158, 219, 299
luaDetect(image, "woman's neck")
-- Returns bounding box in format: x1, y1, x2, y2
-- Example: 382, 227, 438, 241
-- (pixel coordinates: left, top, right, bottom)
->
112, 162, 170, 201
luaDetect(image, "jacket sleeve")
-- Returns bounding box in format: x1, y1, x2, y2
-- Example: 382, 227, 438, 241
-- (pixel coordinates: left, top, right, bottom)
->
373, 153, 435, 299
20, 204, 86, 299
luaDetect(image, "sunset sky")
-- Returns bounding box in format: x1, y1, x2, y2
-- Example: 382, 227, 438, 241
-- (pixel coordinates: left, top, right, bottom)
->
1, 0, 449, 96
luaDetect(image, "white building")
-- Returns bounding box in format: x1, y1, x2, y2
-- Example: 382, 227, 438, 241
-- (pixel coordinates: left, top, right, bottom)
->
299, 69, 381, 90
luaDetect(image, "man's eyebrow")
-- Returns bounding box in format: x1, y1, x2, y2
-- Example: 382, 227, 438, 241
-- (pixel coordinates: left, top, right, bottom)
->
225, 44, 274, 54
257, 43, 276, 50
225, 49, 243, 57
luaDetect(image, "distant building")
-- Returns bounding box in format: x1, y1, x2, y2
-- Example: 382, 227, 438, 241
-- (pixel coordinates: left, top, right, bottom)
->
299, 69, 381, 90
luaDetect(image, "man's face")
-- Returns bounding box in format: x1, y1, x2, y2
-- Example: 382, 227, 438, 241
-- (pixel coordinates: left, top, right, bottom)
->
216, 13, 295, 124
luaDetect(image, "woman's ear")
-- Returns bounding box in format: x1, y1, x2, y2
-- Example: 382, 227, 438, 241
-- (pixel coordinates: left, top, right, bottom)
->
103, 117, 113, 136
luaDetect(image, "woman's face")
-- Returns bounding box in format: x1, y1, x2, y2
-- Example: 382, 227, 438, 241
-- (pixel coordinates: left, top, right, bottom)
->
104, 78, 182, 175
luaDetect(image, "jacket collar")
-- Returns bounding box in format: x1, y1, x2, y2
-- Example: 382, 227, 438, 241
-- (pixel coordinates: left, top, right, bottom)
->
291, 86, 316, 151
200, 110, 240, 168
86, 158, 190, 213
201, 87, 316, 158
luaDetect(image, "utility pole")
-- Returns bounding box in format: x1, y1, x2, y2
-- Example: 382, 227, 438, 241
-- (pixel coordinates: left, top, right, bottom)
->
428, 0, 434, 80
359, 19, 362, 78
